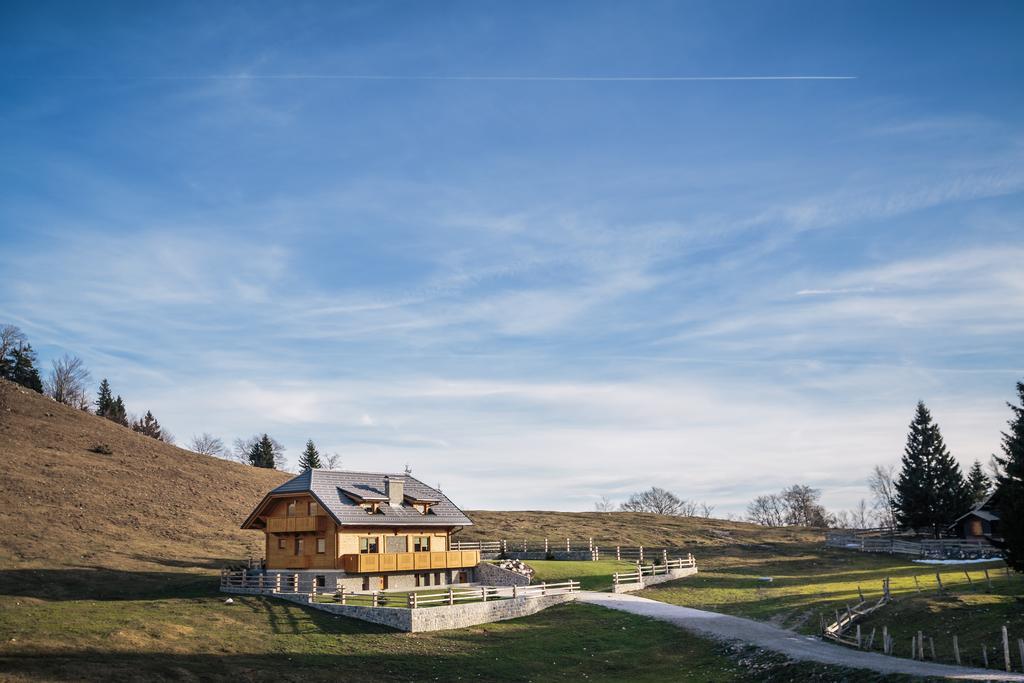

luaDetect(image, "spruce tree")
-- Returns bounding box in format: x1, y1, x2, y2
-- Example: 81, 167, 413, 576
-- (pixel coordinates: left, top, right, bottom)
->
248, 433, 277, 468
965, 460, 991, 506
132, 410, 162, 440
995, 381, 1024, 572
108, 396, 129, 426
9, 344, 43, 393
95, 379, 113, 417
894, 402, 971, 537
298, 439, 322, 471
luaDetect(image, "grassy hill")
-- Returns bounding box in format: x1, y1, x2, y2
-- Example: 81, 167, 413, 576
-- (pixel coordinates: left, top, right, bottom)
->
0, 378, 290, 573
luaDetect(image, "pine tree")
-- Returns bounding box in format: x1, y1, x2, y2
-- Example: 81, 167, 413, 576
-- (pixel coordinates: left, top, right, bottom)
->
894, 402, 971, 537
108, 396, 129, 426
248, 433, 277, 469
965, 460, 991, 505
95, 379, 113, 417
132, 410, 162, 440
298, 439, 322, 471
995, 381, 1024, 572
9, 344, 43, 393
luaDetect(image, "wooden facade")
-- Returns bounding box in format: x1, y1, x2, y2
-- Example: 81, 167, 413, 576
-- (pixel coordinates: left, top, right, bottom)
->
253, 493, 478, 572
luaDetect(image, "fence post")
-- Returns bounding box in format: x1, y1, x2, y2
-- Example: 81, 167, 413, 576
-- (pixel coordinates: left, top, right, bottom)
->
616, 545, 621, 561
953, 635, 960, 665
512, 584, 518, 599
663, 548, 668, 564
589, 537, 593, 553
310, 581, 316, 604
566, 538, 570, 552
522, 539, 527, 552
481, 586, 487, 602
613, 572, 619, 588
408, 592, 416, 608
639, 545, 644, 563
275, 573, 281, 593
541, 582, 547, 596
544, 538, 549, 553
448, 587, 454, 606
258, 574, 265, 592
1003, 626, 1011, 672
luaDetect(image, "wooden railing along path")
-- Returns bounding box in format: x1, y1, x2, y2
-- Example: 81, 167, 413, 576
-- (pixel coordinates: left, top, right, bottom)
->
612, 555, 696, 588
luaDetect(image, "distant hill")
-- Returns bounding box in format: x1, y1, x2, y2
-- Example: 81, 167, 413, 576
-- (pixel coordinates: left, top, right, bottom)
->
462, 510, 820, 548
0, 379, 819, 575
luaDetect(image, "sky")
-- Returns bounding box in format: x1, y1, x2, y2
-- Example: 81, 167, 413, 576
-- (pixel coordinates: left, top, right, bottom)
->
1, 1, 1022, 517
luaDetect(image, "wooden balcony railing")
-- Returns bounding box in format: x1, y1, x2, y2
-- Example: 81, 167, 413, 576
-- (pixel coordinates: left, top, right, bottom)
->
340, 550, 480, 574
266, 516, 319, 533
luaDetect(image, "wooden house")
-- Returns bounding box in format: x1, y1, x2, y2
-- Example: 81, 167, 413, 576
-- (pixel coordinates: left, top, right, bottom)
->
242, 470, 478, 591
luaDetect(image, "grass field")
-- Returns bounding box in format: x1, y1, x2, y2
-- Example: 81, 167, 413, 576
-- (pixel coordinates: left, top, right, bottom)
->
640, 545, 1015, 635
529, 559, 637, 591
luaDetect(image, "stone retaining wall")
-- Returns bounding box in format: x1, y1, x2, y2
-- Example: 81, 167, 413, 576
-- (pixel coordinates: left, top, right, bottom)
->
221, 586, 575, 632
474, 562, 531, 586
612, 566, 698, 593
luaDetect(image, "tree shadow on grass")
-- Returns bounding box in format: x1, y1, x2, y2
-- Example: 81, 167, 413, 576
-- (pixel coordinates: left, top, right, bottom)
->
0, 566, 219, 600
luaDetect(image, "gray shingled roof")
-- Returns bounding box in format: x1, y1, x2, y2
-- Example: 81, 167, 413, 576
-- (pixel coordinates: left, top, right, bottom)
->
252, 470, 473, 528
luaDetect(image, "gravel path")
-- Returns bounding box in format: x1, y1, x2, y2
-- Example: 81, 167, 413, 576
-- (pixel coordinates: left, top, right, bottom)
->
578, 591, 1024, 681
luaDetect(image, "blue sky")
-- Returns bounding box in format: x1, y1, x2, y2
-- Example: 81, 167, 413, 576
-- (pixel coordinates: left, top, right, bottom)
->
2, 1, 1022, 515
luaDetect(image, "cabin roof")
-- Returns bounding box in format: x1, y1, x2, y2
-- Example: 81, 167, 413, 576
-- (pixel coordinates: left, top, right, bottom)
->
242, 469, 473, 529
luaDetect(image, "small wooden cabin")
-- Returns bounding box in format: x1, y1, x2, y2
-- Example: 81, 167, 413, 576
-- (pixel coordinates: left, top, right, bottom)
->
242, 470, 477, 590
950, 492, 1002, 541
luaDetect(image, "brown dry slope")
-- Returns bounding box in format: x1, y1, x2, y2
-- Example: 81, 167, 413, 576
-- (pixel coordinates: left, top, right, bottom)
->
0, 378, 289, 574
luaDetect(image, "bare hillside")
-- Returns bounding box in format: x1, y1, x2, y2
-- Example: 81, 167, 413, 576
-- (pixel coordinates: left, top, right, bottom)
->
0, 379, 289, 572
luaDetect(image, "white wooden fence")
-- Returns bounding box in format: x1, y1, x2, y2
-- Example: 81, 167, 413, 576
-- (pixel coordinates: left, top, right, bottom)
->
826, 532, 999, 557
612, 555, 696, 588
450, 538, 688, 563
220, 570, 579, 609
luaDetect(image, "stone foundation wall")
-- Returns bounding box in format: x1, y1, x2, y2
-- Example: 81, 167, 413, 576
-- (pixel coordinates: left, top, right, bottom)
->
221, 586, 575, 632
474, 562, 531, 586
611, 566, 698, 593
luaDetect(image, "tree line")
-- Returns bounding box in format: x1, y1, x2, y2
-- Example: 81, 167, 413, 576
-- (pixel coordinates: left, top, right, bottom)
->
1, 324, 172, 442
593, 486, 715, 518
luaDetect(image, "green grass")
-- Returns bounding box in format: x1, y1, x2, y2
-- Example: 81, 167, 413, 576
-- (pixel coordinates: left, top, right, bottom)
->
527, 559, 637, 591
855, 571, 1024, 668
640, 545, 1014, 635
0, 566, 916, 682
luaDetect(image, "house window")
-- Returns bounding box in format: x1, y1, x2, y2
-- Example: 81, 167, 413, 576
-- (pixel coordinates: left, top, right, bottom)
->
412, 536, 430, 552
316, 538, 326, 554
434, 571, 442, 586
287, 501, 296, 516
295, 537, 304, 555
308, 501, 316, 516
457, 571, 468, 584
277, 537, 287, 550
416, 572, 430, 587
361, 577, 370, 591
315, 575, 326, 588
359, 537, 379, 554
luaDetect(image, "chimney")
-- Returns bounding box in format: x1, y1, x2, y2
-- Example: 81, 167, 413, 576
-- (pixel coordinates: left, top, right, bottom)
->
384, 475, 404, 506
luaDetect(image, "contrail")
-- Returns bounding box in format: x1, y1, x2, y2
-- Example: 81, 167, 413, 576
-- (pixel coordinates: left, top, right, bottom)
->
9, 74, 857, 82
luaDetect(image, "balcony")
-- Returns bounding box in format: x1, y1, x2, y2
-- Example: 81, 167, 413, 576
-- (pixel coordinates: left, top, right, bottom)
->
266, 516, 319, 533
340, 550, 480, 574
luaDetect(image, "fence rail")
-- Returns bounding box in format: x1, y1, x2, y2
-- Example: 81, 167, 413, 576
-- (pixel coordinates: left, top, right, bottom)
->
613, 555, 696, 587
826, 533, 998, 557
450, 538, 690, 562
219, 570, 579, 609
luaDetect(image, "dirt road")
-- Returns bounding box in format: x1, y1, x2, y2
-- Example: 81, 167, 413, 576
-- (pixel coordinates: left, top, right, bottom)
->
578, 591, 1024, 681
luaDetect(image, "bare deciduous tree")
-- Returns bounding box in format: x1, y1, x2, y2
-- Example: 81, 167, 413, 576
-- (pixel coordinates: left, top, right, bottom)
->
188, 433, 224, 456
45, 354, 91, 410
0, 324, 27, 361
747, 494, 786, 527
852, 498, 873, 529
868, 464, 898, 530
594, 495, 616, 512
619, 487, 684, 515
780, 484, 831, 527
323, 452, 342, 469
698, 502, 715, 519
